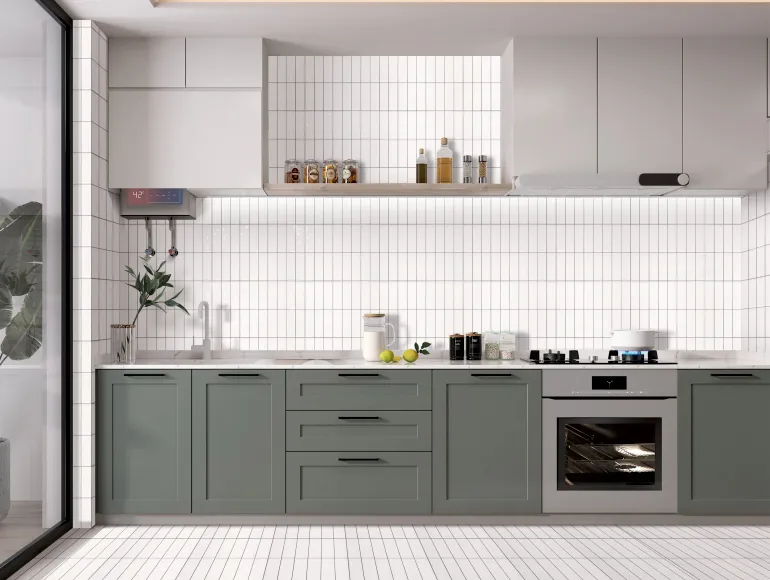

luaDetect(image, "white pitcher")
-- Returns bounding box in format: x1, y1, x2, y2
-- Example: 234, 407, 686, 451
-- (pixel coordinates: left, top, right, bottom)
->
362, 314, 395, 362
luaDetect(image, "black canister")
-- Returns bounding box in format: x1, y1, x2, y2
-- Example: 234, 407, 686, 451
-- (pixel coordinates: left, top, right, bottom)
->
466, 332, 482, 360
449, 334, 464, 360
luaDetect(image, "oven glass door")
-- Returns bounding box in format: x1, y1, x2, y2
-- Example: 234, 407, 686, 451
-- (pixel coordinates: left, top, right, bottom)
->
557, 417, 662, 491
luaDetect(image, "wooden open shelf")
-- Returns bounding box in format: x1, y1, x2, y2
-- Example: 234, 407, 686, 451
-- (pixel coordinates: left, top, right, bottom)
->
263, 183, 514, 197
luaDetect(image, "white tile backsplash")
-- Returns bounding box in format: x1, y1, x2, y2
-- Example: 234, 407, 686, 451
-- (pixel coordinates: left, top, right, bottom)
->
72, 20, 114, 529
267, 56, 502, 185
742, 187, 770, 354
118, 197, 744, 353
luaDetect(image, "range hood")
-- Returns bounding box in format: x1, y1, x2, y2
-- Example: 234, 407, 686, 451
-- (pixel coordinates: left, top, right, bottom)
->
513, 173, 690, 196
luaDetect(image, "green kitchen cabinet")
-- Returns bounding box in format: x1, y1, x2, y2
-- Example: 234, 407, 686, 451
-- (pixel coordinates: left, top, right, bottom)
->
97, 370, 192, 514
286, 410, 432, 452
679, 370, 770, 514
192, 370, 285, 514
286, 370, 431, 410
286, 451, 432, 514
432, 370, 542, 514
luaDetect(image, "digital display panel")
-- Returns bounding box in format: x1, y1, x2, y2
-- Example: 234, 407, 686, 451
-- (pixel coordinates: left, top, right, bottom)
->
123, 189, 184, 205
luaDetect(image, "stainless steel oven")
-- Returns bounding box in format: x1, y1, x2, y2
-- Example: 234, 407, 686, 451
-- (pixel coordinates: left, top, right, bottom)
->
542, 369, 678, 513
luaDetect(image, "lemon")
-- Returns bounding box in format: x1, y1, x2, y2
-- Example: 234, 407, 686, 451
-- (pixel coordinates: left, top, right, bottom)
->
380, 350, 394, 363
393, 355, 402, 363
402, 349, 419, 363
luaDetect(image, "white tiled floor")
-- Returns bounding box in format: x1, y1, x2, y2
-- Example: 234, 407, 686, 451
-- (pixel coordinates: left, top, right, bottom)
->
10, 525, 770, 579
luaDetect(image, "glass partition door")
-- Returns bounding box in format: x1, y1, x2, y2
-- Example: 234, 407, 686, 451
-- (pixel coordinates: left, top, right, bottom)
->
0, 0, 71, 574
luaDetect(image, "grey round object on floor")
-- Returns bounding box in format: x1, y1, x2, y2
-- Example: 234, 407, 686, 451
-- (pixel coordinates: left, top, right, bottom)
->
0, 439, 9, 522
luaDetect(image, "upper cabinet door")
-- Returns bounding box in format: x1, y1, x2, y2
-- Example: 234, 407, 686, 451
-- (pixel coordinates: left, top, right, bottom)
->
185, 38, 263, 88
109, 38, 186, 88
683, 38, 767, 190
598, 38, 682, 174
513, 38, 597, 176
109, 89, 262, 189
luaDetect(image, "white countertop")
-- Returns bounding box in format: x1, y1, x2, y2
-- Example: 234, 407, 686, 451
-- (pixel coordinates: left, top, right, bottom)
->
95, 351, 770, 370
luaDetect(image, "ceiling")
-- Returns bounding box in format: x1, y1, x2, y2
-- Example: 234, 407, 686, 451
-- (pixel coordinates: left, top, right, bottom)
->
59, 1, 770, 55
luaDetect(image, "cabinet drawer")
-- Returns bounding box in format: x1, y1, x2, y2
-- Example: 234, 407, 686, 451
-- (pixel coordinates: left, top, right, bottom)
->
678, 370, 770, 386
286, 411, 431, 452
286, 370, 431, 410
286, 452, 431, 514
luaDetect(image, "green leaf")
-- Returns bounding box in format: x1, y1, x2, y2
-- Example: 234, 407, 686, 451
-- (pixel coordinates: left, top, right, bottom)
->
0, 283, 12, 330
0, 202, 42, 285
143, 264, 154, 277
1, 287, 42, 360
414, 342, 419, 352
125, 266, 136, 278
421, 342, 431, 349
157, 261, 167, 272
420, 350, 430, 355
175, 303, 190, 315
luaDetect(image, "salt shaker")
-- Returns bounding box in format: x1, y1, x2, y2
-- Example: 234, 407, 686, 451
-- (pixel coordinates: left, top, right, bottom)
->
462, 155, 472, 184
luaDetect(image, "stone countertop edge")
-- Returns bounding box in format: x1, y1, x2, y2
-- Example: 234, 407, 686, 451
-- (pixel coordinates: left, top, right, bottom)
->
95, 358, 770, 370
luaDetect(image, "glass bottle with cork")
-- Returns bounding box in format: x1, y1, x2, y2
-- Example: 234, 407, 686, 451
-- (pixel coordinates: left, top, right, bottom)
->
416, 148, 428, 183
437, 137, 453, 184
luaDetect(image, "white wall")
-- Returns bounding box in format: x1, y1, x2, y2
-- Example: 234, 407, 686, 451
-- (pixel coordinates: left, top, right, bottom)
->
742, 187, 769, 353
119, 196, 743, 353
72, 20, 111, 529
267, 56, 503, 185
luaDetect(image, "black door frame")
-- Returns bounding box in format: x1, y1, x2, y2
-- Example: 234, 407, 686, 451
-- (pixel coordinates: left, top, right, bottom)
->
0, 0, 73, 577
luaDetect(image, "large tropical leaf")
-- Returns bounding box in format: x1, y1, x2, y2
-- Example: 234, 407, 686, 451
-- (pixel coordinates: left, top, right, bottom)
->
1, 287, 42, 360
0, 202, 42, 289
0, 283, 12, 330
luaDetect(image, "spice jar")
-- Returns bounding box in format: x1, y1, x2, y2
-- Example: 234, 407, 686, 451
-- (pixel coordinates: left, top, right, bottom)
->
449, 334, 464, 361
305, 159, 320, 184
484, 331, 501, 360
466, 332, 482, 360
322, 159, 339, 183
478, 155, 488, 184
499, 332, 516, 360
284, 159, 302, 184
463, 155, 472, 184
341, 159, 358, 183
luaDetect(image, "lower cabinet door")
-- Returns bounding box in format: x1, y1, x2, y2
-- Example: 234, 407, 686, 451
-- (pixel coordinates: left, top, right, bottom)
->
97, 370, 192, 514
432, 370, 542, 514
192, 370, 285, 514
679, 371, 770, 514
286, 452, 431, 514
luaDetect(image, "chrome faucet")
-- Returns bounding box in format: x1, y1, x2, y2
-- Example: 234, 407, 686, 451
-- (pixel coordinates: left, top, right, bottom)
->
198, 301, 211, 360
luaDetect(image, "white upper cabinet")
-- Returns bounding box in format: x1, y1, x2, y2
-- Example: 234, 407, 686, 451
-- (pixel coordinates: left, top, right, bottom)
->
683, 38, 767, 190
598, 38, 683, 174
185, 38, 263, 88
109, 38, 186, 88
109, 89, 262, 190
513, 38, 598, 177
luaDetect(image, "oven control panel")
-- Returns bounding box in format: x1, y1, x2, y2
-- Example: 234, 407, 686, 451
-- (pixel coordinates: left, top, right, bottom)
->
591, 376, 628, 390
542, 369, 677, 397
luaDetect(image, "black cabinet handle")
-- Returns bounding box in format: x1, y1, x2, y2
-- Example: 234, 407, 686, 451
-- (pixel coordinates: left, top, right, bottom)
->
710, 373, 758, 379
218, 373, 262, 378
123, 373, 165, 377
338, 416, 381, 420
471, 373, 513, 378
338, 458, 380, 462
338, 373, 381, 378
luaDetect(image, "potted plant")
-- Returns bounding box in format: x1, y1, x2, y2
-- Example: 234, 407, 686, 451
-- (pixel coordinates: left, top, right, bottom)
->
115, 255, 189, 363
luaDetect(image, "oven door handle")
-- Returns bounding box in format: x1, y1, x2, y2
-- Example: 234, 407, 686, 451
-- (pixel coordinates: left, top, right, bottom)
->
570, 390, 650, 396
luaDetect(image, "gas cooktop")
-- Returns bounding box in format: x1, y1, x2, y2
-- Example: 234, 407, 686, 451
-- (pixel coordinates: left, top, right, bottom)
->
523, 350, 677, 365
